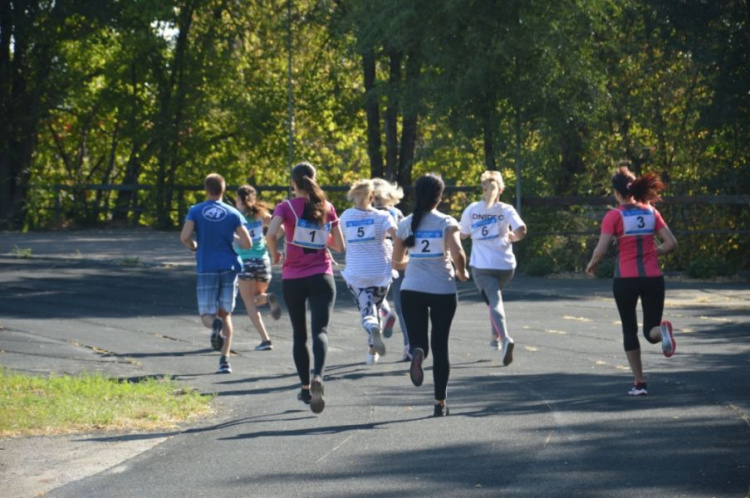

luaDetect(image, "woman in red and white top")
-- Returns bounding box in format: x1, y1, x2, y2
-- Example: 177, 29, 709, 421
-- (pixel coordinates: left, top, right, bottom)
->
586, 163, 678, 396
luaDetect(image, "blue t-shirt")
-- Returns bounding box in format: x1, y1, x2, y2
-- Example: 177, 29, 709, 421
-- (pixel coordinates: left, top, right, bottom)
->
185, 200, 244, 273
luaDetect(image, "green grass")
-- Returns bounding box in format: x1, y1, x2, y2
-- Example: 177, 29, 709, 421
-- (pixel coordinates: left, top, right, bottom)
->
11, 246, 32, 258
0, 370, 214, 437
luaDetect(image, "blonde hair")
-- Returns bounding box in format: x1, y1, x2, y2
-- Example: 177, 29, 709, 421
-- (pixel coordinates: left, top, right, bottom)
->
480, 170, 505, 191
347, 179, 374, 204
372, 178, 404, 207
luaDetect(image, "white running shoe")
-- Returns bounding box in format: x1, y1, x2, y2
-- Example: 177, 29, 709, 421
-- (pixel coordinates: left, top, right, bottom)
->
367, 323, 386, 356
501, 337, 515, 366
660, 321, 676, 358
489, 336, 501, 350
399, 346, 412, 362
366, 350, 380, 365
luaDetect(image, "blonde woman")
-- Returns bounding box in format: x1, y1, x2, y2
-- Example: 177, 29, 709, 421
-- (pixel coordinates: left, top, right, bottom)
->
340, 179, 397, 364
234, 185, 282, 352
459, 170, 526, 366
372, 178, 411, 361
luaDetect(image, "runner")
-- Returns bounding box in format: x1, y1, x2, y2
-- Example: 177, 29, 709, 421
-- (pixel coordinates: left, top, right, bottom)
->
234, 185, 282, 352
392, 173, 470, 417
459, 170, 526, 365
266, 162, 345, 414
179, 173, 252, 374
340, 179, 397, 365
372, 178, 411, 362
586, 163, 678, 396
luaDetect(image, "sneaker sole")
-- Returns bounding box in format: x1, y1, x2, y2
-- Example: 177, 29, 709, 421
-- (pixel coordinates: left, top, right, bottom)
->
310, 377, 325, 414
371, 329, 386, 356
502, 341, 515, 366
268, 293, 282, 320
210, 318, 224, 351
382, 315, 396, 338
661, 321, 675, 358
410, 348, 424, 387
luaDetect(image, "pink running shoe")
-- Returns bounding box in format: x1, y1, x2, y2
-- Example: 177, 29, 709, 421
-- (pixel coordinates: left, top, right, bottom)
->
660, 321, 676, 358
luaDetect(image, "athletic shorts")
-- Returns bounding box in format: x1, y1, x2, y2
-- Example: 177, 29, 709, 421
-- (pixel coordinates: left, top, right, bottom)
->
238, 257, 272, 283
196, 269, 238, 316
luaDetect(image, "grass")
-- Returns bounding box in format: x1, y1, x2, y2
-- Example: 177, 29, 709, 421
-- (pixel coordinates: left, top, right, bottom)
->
0, 369, 214, 437
11, 246, 32, 258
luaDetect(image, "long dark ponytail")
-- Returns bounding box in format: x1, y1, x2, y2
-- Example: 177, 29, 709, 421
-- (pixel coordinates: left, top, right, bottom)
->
237, 185, 269, 218
291, 162, 328, 226
403, 173, 444, 248
611, 164, 664, 204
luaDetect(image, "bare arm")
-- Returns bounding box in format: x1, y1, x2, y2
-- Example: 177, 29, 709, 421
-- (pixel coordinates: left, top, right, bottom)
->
446, 225, 470, 282
656, 226, 677, 256
585, 232, 614, 276
180, 220, 197, 251
235, 224, 252, 250
392, 236, 408, 271
266, 215, 284, 265
508, 225, 527, 243
327, 223, 346, 253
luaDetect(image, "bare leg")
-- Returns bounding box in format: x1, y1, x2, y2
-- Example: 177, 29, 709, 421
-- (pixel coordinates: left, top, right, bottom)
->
238, 279, 271, 342
625, 349, 644, 384
217, 308, 233, 356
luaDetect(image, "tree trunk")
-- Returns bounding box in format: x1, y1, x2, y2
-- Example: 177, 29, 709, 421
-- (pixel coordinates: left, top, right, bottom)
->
362, 50, 383, 178
385, 51, 401, 181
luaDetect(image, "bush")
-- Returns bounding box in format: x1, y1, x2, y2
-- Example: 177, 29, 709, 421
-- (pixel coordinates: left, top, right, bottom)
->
686, 258, 736, 279
521, 257, 556, 276
594, 258, 615, 279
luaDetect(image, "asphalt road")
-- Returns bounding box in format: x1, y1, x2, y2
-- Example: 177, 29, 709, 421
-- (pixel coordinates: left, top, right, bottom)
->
1, 229, 748, 497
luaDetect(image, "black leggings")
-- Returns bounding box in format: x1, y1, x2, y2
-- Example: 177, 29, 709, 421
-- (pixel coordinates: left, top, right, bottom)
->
282, 273, 335, 385
612, 276, 665, 351
400, 290, 458, 401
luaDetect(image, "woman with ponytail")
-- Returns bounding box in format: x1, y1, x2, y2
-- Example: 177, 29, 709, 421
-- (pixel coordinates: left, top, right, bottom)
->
234, 185, 282, 352
266, 162, 345, 414
586, 162, 678, 396
392, 173, 470, 417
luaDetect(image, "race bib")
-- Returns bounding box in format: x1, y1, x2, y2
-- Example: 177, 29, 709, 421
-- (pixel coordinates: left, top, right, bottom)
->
621, 209, 655, 236
411, 230, 444, 259
345, 218, 375, 243
291, 218, 331, 249
471, 217, 500, 240
245, 219, 263, 243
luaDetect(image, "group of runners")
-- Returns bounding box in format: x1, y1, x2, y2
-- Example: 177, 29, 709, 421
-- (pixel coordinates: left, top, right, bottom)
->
179, 160, 678, 416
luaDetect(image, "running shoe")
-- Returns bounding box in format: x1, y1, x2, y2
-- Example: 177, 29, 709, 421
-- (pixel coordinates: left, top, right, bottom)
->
433, 404, 449, 417
501, 337, 515, 366
297, 388, 312, 405
310, 375, 325, 414
267, 292, 282, 320
210, 318, 224, 351
660, 320, 676, 358
628, 382, 648, 396
254, 340, 274, 351
489, 337, 501, 350
399, 346, 412, 362
381, 310, 397, 339
366, 350, 380, 365
217, 356, 232, 374
368, 323, 386, 356
410, 347, 425, 387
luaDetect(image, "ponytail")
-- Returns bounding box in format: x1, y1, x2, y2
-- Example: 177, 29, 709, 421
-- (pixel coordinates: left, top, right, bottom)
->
292, 162, 328, 226
237, 185, 269, 219
403, 173, 444, 248
629, 172, 664, 203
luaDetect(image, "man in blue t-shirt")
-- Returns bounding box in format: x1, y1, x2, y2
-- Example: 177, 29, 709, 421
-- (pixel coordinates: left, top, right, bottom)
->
180, 173, 252, 374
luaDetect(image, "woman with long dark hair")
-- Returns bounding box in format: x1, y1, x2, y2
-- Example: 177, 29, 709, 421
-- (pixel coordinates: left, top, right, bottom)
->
392, 173, 470, 417
266, 162, 345, 414
586, 163, 678, 396
234, 185, 282, 351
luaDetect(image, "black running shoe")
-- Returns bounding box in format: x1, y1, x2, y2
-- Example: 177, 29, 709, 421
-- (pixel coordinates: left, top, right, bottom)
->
433, 404, 449, 417
410, 348, 424, 387
310, 375, 325, 414
254, 340, 273, 351
628, 382, 648, 396
210, 318, 224, 351
297, 388, 312, 405
217, 356, 232, 374
267, 292, 282, 320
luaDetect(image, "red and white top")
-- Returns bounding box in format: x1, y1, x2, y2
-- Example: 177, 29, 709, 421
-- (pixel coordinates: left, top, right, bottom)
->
601, 204, 668, 278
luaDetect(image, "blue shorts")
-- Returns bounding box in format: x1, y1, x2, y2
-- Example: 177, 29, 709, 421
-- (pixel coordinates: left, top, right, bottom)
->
196, 270, 238, 316
238, 257, 272, 283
